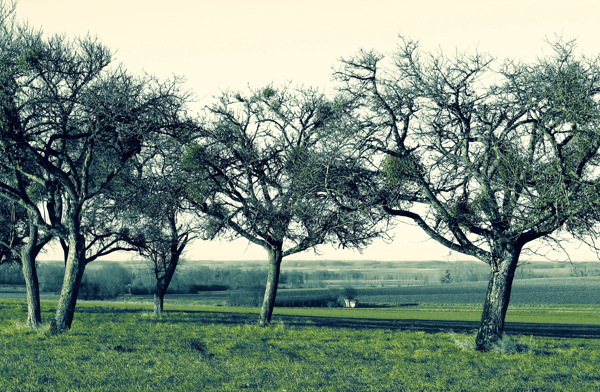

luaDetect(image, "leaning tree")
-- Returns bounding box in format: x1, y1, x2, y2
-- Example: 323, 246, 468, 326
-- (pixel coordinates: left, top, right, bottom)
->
183, 85, 383, 326
336, 38, 600, 351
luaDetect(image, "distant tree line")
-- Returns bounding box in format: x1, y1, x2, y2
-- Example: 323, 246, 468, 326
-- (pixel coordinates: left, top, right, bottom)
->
2, 258, 597, 298
2, 1, 600, 351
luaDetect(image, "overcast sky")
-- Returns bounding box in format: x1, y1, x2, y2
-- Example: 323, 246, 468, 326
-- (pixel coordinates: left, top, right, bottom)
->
16, 0, 600, 261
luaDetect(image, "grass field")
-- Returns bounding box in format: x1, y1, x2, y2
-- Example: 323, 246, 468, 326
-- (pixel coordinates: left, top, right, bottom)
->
1, 299, 599, 391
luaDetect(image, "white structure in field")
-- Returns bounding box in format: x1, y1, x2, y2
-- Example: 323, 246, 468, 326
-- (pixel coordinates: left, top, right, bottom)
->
343, 299, 358, 308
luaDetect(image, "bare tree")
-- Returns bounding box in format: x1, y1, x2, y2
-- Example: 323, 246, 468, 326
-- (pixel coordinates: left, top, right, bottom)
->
336, 38, 600, 351
118, 132, 199, 317
183, 85, 382, 326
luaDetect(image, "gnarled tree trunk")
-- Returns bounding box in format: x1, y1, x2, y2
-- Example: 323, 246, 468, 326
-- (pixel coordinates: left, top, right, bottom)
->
153, 290, 165, 317
152, 225, 182, 317
258, 247, 283, 327
52, 231, 86, 333
20, 213, 53, 329
153, 271, 174, 317
21, 217, 42, 328
475, 243, 520, 351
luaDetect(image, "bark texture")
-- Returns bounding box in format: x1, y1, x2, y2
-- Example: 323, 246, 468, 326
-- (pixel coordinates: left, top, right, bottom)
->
21, 223, 42, 328
20, 214, 50, 329
475, 245, 520, 351
52, 233, 86, 333
152, 229, 181, 317
258, 247, 283, 327
153, 291, 165, 317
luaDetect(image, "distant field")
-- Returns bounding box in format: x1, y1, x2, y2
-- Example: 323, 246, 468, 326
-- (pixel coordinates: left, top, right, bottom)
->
103, 276, 599, 309
355, 277, 600, 306
2, 276, 597, 309
272, 277, 600, 307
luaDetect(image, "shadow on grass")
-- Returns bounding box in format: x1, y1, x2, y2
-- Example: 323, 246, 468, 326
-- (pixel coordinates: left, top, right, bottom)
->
277, 314, 481, 334
76, 306, 144, 314
147, 311, 258, 326
65, 301, 600, 340
149, 308, 600, 339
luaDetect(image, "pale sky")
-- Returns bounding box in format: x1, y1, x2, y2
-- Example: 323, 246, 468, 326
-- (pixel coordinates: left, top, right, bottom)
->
16, 0, 600, 262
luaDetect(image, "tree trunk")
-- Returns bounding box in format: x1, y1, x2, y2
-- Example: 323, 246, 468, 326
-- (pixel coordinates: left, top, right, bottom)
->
150, 212, 184, 317
475, 244, 520, 351
52, 233, 86, 333
153, 275, 169, 317
21, 218, 42, 328
152, 247, 180, 317
153, 290, 165, 317
258, 247, 283, 327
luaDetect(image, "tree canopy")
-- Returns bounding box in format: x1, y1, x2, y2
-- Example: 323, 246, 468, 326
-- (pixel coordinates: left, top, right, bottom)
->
335, 38, 600, 350
183, 85, 383, 325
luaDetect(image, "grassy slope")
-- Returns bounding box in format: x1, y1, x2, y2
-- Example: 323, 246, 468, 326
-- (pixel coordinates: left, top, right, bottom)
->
1, 300, 600, 391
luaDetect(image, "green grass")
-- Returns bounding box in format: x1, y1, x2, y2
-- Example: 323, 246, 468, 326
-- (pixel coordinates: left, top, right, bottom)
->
274, 304, 600, 324
1, 299, 600, 391
110, 301, 600, 325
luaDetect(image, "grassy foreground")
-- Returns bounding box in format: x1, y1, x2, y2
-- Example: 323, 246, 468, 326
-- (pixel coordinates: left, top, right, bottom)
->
1, 300, 599, 392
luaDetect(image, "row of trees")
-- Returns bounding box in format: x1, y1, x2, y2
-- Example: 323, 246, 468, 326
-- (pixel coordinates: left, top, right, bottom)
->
2, 2, 600, 350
